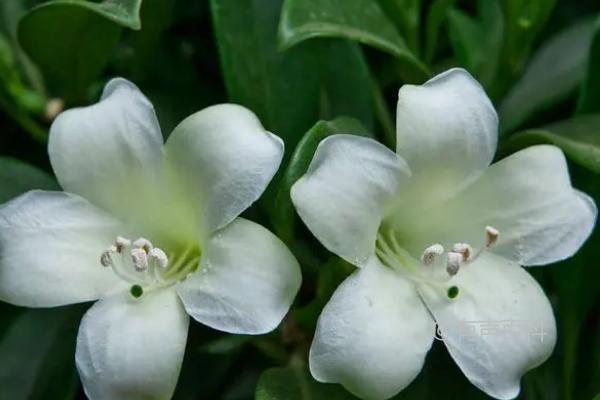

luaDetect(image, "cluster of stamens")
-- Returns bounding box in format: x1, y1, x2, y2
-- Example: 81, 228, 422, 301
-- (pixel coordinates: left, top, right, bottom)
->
376, 225, 499, 300
100, 236, 199, 297
420, 226, 499, 278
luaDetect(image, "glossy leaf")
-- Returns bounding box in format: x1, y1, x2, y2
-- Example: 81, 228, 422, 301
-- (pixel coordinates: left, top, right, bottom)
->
273, 117, 368, 243
0, 0, 44, 93
499, 18, 595, 134
577, 16, 600, 114
211, 0, 373, 152
376, 0, 421, 54
496, 0, 557, 91
255, 363, 357, 400
312, 40, 373, 131
505, 114, 600, 173
0, 307, 82, 400
447, 0, 503, 88
423, 0, 457, 63
18, 0, 142, 101
0, 157, 58, 204
278, 0, 428, 80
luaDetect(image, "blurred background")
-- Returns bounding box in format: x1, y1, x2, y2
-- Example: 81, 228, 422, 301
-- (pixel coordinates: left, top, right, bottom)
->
0, 0, 599, 399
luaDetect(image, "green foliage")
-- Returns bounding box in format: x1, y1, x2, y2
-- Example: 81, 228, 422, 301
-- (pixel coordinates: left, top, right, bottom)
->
18, 0, 141, 102
505, 114, 600, 173
496, 0, 557, 92
447, 0, 503, 88
0, 306, 83, 400
211, 0, 373, 152
577, 16, 600, 114
0, 157, 58, 203
278, 0, 428, 80
256, 362, 357, 400
499, 18, 596, 134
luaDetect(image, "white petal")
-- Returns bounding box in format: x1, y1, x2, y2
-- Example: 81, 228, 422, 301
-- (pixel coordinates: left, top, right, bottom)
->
399, 145, 596, 266
419, 253, 557, 399
76, 288, 189, 400
291, 135, 410, 266
310, 258, 435, 400
396, 68, 498, 202
177, 218, 301, 334
0, 191, 121, 307
163, 104, 283, 233
49, 78, 163, 223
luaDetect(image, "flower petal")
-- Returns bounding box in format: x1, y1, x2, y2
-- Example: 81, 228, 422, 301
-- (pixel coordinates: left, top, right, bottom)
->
291, 135, 410, 266
398, 145, 596, 266
310, 257, 435, 400
176, 218, 301, 334
76, 288, 189, 400
396, 68, 498, 202
49, 78, 163, 223
418, 253, 557, 399
164, 104, 283, 233
0, 191, 121, 307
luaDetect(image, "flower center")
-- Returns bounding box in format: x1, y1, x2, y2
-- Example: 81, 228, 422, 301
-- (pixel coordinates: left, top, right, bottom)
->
100, 236, 200, 297
376, 226, 499, 299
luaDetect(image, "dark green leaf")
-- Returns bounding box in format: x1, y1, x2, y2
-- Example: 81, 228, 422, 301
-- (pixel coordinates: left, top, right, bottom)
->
504, 114, 600, 173
0, 307, 83, 400
0, 157, 58, 203
495, 0, 557, 92
312, 40, 373, 131
499, 18, 596, 134
447, 0, 503, 89
376, 0, 421, 54
211, 0, 320, 149
273, 117, 368, 243
577, 16, 600, 114
18, 0, 142, 102
0, 0, 45, 93
255, 363, 357, 400
423, 0, 457, 63
211, 0, 373, 152
278, 0, 428, 80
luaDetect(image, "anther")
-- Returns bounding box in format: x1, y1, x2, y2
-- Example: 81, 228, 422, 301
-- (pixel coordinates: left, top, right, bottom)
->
452, 243, 472, 262
115, 236, 131, 253
149, 248, 169, 269
485, 226, 499, 247
133, 238, 153, 254
100, 245, 117, 267
446, 252, 462, 276
130, 248, 149, 272
421, 244, 444, 266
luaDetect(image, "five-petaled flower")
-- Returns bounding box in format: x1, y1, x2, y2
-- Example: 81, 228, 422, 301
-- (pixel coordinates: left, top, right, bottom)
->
0, 79, 301, 399
291, 68, 596, 400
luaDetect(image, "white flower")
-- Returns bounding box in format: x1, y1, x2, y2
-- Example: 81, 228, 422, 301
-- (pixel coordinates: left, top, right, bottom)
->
0, 78, 302, 399
291, 68, 596, 400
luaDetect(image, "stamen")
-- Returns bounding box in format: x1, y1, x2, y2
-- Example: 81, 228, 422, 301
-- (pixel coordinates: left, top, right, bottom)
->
130, 248, 149, 272
446, 252, 462, 276
485, 226, 499, 247
133, 238, 153, 254
452, 243, 472, 261
100, 245, 117, 267
421, 244, 444, 266
149, 248, 169, 269
115, 236, 131, 253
